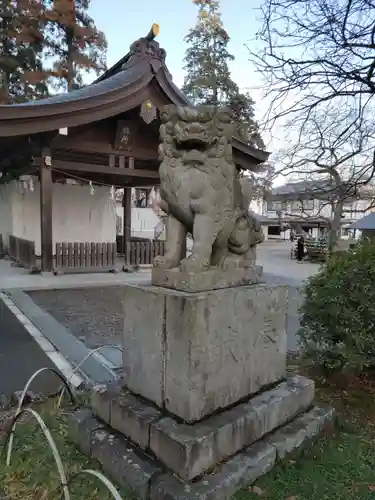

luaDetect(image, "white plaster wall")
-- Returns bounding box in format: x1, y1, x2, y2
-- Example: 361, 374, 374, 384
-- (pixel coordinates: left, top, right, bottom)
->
116, 205, 165, 240
0, 183, 14, 249
10, 181, 116, 255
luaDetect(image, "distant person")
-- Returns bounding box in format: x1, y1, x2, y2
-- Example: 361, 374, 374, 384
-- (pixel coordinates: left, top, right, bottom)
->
296, 236, 305, 263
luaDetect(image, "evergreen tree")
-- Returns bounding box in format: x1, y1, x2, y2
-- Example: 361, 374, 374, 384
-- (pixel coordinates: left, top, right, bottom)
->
44, 0, 107, 92
182, 0, 264, 149
231, 92, 265, 149
0, 0, 49, 103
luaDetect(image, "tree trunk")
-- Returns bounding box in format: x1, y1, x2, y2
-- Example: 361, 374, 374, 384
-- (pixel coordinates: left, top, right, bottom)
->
328, 201, 343, 252
66, 29, 74, 92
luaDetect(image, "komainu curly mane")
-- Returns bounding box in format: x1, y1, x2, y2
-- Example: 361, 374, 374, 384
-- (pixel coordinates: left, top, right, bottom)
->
154, 104, 264, 274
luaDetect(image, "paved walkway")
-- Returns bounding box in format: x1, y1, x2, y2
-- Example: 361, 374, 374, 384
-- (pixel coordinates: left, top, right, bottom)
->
257, 241, 320, 284
257, 241, 321, 353
0, 241, 319, 291
0, 299, 62, 396
0, 259, 150, 291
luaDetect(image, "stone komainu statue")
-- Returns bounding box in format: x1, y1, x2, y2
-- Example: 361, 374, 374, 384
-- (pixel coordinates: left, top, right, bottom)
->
154, 105, 264, 273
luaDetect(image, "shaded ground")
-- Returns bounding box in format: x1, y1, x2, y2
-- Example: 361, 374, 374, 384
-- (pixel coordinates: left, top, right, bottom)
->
0, 300, 62, 396
29, 286, 125, 350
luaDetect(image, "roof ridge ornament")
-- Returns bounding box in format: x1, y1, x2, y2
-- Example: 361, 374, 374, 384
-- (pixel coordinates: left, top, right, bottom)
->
122, 23, 166, 68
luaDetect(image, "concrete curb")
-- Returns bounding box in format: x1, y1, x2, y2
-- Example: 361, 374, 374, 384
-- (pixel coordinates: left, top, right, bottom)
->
0, 272, 151, 292
0, 292, 83, 389
2, 290, 118, 386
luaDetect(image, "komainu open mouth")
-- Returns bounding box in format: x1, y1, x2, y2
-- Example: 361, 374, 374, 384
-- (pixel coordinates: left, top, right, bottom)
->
175, 138, 209, 152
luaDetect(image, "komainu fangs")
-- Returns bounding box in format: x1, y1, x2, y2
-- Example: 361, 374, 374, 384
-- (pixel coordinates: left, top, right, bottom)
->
154, 104, 264, 273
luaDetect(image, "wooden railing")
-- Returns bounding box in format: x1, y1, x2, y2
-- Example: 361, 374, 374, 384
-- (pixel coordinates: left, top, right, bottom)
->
125, 240, 165, 266
8, 235, 36, 268
55, 242, 117, 273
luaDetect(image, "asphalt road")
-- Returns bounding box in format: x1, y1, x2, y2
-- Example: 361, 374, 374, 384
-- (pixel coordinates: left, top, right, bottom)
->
0, 300, 62, 396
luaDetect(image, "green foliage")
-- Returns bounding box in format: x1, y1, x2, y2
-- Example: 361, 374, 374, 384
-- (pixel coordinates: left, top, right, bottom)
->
183, 0, 236, 104
230, 92, 265, 149
299, 240, 375, 373
43, 0, 107, 92
0, 0, 49, 103
0, 0, 107, 101
182, 0, 264, 149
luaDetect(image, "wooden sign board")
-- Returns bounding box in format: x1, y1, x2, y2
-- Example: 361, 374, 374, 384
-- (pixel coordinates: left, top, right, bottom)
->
114, 120, 135, 151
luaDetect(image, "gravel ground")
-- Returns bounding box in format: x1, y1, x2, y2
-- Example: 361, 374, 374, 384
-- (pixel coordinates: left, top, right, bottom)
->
28, 286, 126, 349
28, 279, 303, 353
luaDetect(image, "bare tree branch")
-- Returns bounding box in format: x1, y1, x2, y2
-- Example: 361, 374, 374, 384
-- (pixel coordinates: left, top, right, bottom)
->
248, 0, 375, 249
267, 111, 375, 247
249, 0, 375, 146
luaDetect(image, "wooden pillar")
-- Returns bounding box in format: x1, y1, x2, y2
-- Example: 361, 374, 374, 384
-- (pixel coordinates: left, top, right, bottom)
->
40, 147, 53, 272
123, 156, 135, 264
122, 187, 132, 256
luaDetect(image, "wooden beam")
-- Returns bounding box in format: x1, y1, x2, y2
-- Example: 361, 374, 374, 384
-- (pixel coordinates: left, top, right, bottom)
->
40, 147, 53, 272
52, 137, 159, 161
52, 160, 159, 179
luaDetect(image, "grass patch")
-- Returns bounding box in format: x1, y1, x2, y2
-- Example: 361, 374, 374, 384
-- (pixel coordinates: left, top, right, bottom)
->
0, 398, 131, 499
237, 366, 375, 500
1, 369, 375, 500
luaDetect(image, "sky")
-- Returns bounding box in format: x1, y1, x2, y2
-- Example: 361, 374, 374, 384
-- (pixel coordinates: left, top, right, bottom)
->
89, 0, 264, 90
88, 0, 279, 150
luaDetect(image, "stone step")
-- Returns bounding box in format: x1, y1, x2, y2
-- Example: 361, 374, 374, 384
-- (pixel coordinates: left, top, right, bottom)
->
91, 374, 315, 481
69, 403, 335, 500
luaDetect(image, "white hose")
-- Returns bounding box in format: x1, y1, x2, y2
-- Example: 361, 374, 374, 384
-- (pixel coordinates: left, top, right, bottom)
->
5, 408, 70, 500
57, 345, 123, 408
69, 469, 124, 499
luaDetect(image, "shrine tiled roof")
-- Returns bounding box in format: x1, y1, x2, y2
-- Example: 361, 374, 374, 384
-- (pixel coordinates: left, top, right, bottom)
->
0, 24, 270, 173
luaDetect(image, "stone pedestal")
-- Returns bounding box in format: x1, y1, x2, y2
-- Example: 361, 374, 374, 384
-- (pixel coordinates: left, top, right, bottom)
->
151, 265, 263, 292
122, 282, 287, 422
68, 281, 336, 500
69, 377, 335, 500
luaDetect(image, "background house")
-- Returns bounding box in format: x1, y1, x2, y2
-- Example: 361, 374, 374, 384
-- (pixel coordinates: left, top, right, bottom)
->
350, 213, 375, 241
258, 180, 375, 240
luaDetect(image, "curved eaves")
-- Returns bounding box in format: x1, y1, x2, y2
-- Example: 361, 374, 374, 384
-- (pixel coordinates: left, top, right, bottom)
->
232, 138, 270, 164
0, 60, 154, 137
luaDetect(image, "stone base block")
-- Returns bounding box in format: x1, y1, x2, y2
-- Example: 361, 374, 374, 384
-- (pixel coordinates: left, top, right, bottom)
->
91, 380, 162, 450
92, 375, 315, 481
68, 408, 162, 500
68, 404, 335, 500
151, 265, 263, 292
122, 283, 288, 422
